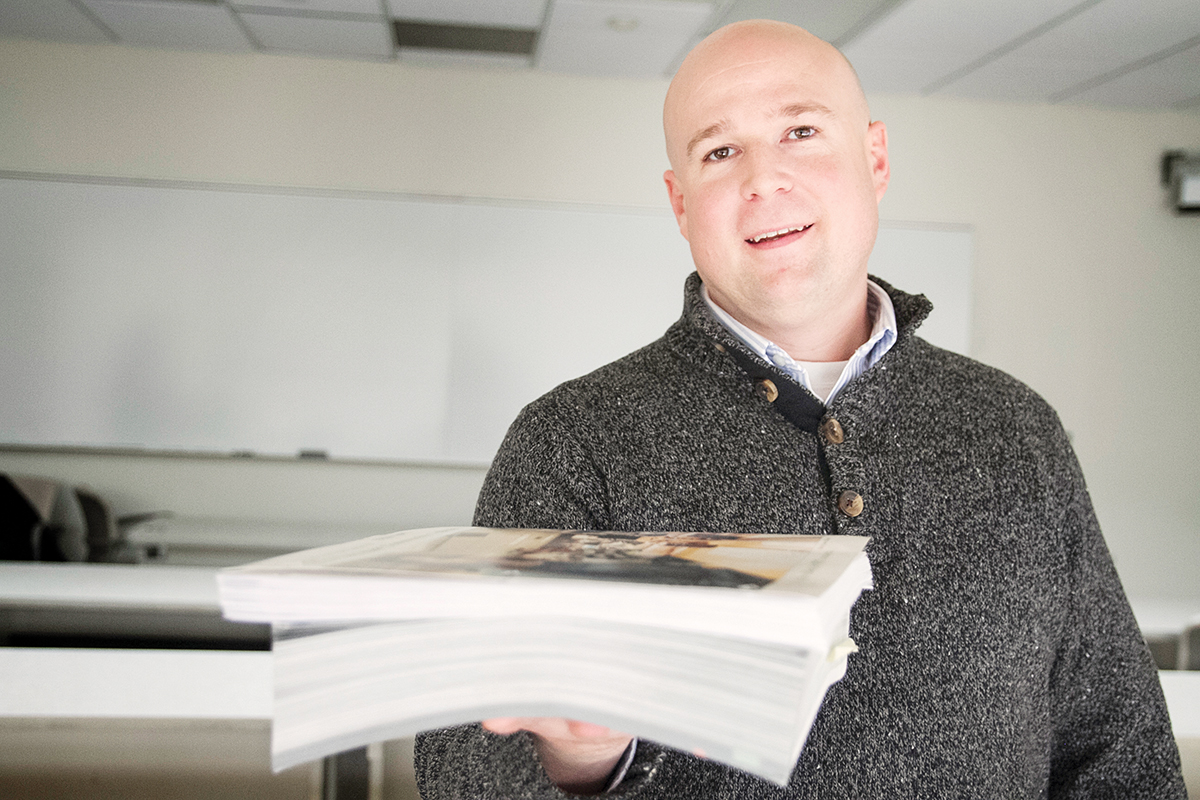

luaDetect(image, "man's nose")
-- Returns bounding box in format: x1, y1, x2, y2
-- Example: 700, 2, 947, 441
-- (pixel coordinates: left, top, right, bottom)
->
740, 149, 792, 200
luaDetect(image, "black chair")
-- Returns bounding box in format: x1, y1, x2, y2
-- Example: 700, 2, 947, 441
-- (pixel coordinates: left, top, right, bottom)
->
0, 473, 87, 561
1183, 624, 1200, 671
1, 473, 148, 563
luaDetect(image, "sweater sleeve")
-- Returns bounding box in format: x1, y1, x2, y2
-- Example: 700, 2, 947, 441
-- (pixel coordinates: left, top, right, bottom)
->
470, 397, 612, 532
414, 399, 612, 800
416, 398, 637, 799
1043, 425, 1186, 798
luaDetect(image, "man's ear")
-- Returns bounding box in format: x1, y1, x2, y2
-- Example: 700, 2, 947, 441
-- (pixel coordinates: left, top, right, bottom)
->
663, 170, 690, 241
866, 121, 890, 202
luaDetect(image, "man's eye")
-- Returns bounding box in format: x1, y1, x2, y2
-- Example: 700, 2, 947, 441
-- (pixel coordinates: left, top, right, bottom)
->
787, 126, 816, 140
704, 146, 734, 162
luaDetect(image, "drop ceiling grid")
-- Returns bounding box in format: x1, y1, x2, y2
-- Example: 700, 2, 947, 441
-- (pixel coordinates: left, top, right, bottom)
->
711, 0, 890, 45
937, 0, 1200, 102
79, 0, 254, 51
1, 0, 1198, 110
842, 0, 1093, 95
537, 0, 716, 78
239, 13, 392, 58
1065, 38, 1200, 108
0, 0, 113, 44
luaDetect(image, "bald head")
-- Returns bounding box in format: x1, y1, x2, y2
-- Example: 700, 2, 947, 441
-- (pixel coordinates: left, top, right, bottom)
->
658, 18, 890, 361
664, 21, 870, 171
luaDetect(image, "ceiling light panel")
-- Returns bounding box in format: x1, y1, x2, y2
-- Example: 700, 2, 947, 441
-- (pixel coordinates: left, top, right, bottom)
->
941, 0, 1200, 102
841, 0, 1085, 94
80, 0, 253, 51
386, 0, 548, 29
393, 21, 536, 54
231, 0, 385, 13
239, 13, 393, 57
0, 0, 113, 43
538, 0, 714, 78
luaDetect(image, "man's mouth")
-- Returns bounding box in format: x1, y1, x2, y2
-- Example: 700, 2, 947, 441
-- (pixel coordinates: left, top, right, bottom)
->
745, 225, 812, 245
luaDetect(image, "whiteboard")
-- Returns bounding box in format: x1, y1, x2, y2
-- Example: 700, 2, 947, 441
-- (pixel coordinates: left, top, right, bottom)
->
0, 175, 970, 464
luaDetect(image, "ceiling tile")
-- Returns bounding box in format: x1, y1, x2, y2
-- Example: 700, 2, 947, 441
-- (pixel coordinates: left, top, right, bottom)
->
386, 0, 548, 29
232, 0, 385, 13
715, 0, 896, 46
936, 53, 1089, 103
80, 0, 254, 51
238, 13, 393, 58
941, 0, 1200, 102
538, 0, 714, 78
5, 0, 1197, 112
1064, 39, 1200, 109
0, 0, 113, 43
842, 0, 1085, 95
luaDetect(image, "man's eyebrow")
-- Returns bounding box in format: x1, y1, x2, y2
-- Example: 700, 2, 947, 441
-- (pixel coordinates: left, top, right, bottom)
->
686, 121, 727, 159
684, 103, 836, 159
779, 102, 834, 118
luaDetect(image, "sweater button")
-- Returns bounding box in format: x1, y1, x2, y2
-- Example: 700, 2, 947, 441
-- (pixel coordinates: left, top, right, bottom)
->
820, 418, 845, 444
755, 378, 779, 403
837, 490, 864, 517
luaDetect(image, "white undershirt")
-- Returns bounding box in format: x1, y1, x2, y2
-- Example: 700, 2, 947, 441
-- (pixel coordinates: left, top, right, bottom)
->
793, 359, 849, 404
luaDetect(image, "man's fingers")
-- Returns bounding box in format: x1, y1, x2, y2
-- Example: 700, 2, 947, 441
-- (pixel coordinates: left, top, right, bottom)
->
480, 717, 524, 735
482, 717, 567, 737
564, 719, 614, 738
481, 717, 618, 740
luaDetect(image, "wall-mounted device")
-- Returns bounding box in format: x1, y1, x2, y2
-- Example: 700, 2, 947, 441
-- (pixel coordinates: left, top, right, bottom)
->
1161, 151, 1200, 214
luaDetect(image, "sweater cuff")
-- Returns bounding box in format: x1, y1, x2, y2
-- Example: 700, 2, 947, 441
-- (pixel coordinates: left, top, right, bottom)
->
602, 738, 638, 793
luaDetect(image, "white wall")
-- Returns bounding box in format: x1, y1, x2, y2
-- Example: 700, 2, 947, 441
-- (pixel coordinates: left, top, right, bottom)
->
1, 37, 1198, 600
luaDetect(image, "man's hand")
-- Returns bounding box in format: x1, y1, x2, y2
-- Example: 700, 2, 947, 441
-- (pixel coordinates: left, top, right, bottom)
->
482, 717, 633, 795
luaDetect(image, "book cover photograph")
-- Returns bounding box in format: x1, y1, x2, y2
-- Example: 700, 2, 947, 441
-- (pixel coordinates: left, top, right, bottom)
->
217, 527, 873, 785
324, 528, 792, 587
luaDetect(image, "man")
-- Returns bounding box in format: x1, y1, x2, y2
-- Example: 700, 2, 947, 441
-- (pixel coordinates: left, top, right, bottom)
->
415, 19, 1185, 799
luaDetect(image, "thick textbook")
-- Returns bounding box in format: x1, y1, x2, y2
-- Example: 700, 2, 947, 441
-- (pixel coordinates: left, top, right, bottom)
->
217, 527, 873, 785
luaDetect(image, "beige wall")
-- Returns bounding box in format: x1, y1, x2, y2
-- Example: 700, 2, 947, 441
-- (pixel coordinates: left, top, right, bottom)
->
872, 94, 1200, 602
2, 37, 1199, 599
0, 38, 668, 204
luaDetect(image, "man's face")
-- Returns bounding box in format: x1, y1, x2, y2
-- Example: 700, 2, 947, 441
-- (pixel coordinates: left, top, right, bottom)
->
663, 25, 889, 338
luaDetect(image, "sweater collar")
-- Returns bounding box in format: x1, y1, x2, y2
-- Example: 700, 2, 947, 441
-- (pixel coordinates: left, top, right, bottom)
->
679, 271, 932, 352
670, 272, 932, 432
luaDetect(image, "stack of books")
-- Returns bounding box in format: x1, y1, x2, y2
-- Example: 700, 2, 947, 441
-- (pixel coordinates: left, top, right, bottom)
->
217, 526, 872, 785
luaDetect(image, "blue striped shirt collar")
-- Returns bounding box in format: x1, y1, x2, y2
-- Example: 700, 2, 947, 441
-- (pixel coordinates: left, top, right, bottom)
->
701, 280, 898, 404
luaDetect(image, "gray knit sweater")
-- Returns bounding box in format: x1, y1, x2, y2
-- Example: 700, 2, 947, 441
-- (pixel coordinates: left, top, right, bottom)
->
415, 273, 1185, 799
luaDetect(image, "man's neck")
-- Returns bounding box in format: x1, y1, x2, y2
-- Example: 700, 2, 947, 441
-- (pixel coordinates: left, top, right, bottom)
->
707, 286, 873, 363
